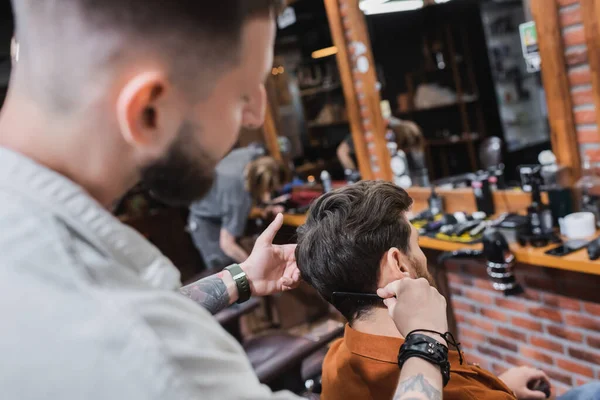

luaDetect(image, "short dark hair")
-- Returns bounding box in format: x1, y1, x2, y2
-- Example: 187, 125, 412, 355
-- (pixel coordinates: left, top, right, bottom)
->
12, 0, 283, 103
296, 181, 413, 322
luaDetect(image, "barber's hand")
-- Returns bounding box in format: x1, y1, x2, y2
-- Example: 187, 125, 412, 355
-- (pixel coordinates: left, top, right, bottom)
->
499, 367, 551, 400
377, 277, 448, 343
240, 214, 301, 296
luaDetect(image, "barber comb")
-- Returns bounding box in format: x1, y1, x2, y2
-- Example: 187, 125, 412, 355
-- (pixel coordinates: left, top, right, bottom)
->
331, 292, 385, 307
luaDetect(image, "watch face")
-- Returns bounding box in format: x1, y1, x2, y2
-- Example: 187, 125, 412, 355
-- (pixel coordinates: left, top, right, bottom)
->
391, 156, 407, 175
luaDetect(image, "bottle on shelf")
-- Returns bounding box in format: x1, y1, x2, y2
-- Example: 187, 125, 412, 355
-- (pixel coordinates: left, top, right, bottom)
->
320, 170, 333, 194
576, 156, 600, 226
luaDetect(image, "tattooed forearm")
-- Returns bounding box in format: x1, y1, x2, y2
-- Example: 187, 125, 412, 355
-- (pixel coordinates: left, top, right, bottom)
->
393, 374, 442, 400
180, 276, 230, 315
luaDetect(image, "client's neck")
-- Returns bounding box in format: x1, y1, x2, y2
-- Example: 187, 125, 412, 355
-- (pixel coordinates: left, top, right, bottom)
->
351, 307, 403, 339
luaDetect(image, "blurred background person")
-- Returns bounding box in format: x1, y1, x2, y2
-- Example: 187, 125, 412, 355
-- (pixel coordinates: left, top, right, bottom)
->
189, 145, 287, 270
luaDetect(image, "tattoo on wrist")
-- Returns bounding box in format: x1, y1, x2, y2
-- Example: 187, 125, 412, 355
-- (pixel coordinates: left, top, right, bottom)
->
180, 275, 230, 315
394, 374, 442, 400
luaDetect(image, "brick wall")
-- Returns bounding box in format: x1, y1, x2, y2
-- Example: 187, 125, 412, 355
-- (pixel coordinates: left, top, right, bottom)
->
556, 0, 600, 158
446, 259, 600, 396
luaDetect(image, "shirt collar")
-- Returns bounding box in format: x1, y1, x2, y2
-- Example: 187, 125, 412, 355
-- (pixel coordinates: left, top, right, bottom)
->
0, 147, 181, 290
344, 324, 467, 370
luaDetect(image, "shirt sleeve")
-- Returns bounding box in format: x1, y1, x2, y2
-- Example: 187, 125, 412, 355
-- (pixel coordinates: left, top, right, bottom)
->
221, 194, 253, 238
128, 289, 302, 400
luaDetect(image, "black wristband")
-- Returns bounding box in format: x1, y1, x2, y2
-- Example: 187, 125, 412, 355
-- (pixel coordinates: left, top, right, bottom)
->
398, 333, 451, 387
225, 264, 251, 304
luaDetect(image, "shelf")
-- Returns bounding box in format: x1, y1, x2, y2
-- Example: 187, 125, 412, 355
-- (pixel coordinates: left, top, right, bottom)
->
307, 120, 349, 129
396, 98, 478, 117
300, 83, 342, 97
425, 133, 482, 147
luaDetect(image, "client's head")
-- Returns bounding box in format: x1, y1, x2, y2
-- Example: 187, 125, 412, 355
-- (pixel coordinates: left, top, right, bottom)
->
296, 181, 432, 323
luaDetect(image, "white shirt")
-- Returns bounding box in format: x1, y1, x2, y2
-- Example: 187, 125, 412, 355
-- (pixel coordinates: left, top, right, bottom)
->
0, 147, 297, 400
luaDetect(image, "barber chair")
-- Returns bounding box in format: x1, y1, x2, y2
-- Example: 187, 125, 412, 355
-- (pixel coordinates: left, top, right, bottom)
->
215, 299, 344, 394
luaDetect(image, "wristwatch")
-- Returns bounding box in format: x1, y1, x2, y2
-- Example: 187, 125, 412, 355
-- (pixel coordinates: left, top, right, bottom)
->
225, 264, 252, 304
398, 333, 451, 387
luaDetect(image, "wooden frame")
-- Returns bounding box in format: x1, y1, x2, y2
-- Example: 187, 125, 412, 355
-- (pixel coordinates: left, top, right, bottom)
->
260, 0, 586, 184
531, 0, 582, 181
581, 0, 600, 133
324, 0, 393, 181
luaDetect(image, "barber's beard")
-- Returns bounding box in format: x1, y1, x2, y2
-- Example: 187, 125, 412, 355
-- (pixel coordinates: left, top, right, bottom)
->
140, 121, 217, 207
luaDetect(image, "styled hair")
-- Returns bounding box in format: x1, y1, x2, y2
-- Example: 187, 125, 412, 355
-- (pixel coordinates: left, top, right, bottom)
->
296, 181, 413, 322
245, 156, 286, 206
389, 117, 424, 152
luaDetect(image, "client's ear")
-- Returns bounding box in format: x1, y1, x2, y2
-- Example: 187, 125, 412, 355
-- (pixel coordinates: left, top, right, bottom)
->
379, 248, 411, 287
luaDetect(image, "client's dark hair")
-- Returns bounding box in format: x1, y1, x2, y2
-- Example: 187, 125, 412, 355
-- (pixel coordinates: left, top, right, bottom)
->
296, 181, 413, 322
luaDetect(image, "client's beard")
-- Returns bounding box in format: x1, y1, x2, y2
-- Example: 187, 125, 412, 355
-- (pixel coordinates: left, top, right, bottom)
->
140, 121, 217, 207
411, 255, 437, 289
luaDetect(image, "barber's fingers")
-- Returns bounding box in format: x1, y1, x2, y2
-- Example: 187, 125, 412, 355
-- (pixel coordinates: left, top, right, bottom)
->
257, 213, 283, 246
377, 273, 412, 299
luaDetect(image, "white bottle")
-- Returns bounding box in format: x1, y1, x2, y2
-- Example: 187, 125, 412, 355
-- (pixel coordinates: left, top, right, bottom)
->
321, 170, 333, 193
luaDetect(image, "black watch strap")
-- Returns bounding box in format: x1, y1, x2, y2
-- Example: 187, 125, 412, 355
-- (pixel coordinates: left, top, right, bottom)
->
225, 264, 251, 304
398, 333, 451, 387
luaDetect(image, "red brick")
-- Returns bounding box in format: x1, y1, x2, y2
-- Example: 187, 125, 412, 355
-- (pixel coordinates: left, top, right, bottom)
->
450, 287, 463, 296
530, 336, 564, 353
565, 314, 600, 331
452, 299, 477, 313
568, 348, 600, 365
481, 309, 509, 323
462, 263, 488, 279
464, 289, 493, 305
572, 87, 594, 105
586, 149, 600, 163
513, 316, 544, 332
587, 335, 600, 350
569, 67, 592, 86
478, 345, 503, 359
543, 293, 581, 311
465, 316, 495, 332
584, 302, 600, 316
578, 128, 600, 143
576, 378, 590, 386
529, 307, 563, 323
496, 298, 528, 313
497, 327, 527, 342
522, 289, 542, 302
455, 312, 467, 324
547, 325, 584, 343
523, 275, 560, 292
491, 363, 508, 376
566, 49, 588, 66
560, 6, 583, 27
448, 274, 472, 286
446, 264, 460, 274
558, 0, 579, 6
545, 369, 573, 386
465, 353, 489, 369
474, 279, 494, 291
563, 26, 586, 46
575, 109, 597, 125
460, 338, 476, 350
504, 354, 529, 367
460, 328, 487, 342
520, 346, 555, 365
557, 358, 595, 378
489, 337, 518, 352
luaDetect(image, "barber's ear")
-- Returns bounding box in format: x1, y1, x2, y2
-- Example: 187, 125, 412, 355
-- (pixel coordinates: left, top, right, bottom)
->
386, 247, 411, 277
116, 72, 182, 155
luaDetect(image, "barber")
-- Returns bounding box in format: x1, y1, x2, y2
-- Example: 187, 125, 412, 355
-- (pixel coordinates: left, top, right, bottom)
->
188, 146, 285, 271
0, 1, 445, 399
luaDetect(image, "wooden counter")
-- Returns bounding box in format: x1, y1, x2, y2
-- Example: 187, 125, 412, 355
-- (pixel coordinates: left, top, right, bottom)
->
262, 211, 600, 277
